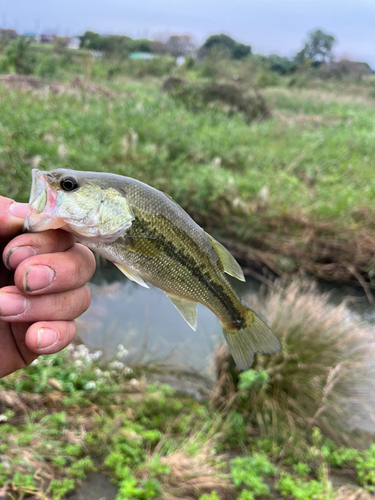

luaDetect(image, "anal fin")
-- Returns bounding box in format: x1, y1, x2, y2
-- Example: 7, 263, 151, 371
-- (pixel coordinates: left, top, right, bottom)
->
114, 263, 149, 288
166, 294, 197, 331
205, 232, 245, 281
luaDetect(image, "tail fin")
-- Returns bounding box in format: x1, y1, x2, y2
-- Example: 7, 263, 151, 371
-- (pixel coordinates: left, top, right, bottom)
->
222, 310, 281, 370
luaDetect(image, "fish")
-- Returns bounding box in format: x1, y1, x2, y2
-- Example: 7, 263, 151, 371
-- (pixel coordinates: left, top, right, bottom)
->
23, 168, 281, 369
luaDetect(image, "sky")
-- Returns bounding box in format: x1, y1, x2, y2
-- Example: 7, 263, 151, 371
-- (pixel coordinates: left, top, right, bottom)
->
1, 0, 374, 68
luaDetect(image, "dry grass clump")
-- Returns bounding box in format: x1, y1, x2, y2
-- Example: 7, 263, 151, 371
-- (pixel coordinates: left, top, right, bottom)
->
162, 77, 270, 122
212, 280, 375, 447
139, 442, 234, 500
336, 485, 373, 500
210, 212, 375, 286
0, 73, 117, 98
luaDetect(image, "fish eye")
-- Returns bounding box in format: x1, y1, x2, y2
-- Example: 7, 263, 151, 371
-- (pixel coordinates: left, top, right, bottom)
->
60, 177, 79, 192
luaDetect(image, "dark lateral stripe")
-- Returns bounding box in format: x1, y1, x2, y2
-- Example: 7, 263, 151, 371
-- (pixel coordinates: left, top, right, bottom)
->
132, 216, 242, 323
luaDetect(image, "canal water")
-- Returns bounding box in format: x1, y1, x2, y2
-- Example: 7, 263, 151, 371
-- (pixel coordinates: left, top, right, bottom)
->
78, 258, 375, 370
77, 259, 263, 372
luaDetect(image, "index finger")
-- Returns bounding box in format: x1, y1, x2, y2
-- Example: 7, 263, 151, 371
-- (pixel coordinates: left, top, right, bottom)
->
0, 197, 28, 238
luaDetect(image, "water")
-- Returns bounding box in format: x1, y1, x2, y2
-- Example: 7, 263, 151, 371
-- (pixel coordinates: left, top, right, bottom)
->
77, 259, 264, 374
78, 259, 375, 371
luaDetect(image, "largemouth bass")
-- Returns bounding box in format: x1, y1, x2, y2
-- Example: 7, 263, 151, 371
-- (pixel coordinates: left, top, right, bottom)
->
24, 169, 281, 369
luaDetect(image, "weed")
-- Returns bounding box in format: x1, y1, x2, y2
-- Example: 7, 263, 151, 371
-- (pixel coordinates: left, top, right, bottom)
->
276, 472, 334, 500
213, 281, 375, 452
230, 453, 276, 498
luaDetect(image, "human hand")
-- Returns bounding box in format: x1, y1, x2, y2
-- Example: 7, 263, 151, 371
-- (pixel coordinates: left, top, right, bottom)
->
0, 196, 96, 378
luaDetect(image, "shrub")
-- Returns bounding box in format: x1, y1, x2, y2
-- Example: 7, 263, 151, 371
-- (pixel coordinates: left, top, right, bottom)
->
5, 36, 36, 74
35, 54, 58, 78
163, 78, 270, 122
0, 55, 10, 73
212, 281, 375, 449
255, 69, 281, 88
230, 454, 276, 498
127, 56, 175, 78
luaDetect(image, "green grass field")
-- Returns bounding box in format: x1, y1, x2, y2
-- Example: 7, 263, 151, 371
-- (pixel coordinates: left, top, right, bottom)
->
0, 76, 374, 282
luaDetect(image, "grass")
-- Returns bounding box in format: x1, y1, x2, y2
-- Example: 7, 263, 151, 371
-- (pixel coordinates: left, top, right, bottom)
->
0, 341, 374, 500
0, 74, 374, 282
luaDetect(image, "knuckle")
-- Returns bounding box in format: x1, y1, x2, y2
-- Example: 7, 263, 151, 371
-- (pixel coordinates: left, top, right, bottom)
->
64, 286, 91, 319
78, 244, 96, 277
81, 285, 92, 313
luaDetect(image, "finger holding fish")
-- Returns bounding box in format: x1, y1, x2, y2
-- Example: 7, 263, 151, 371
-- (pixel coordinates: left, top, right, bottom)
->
3, 229, 77, 271
6, 320, 77, 368
11, 243, 95, 295
0, 285, 91, 322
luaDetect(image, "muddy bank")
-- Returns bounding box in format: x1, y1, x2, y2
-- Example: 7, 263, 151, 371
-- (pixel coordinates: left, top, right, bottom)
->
194, 209, 375, 293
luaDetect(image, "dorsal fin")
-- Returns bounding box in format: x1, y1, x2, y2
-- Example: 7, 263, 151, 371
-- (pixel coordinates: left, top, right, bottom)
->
205, 232, 245, 282
114, 263, 149, 288
166, 293, 197, 331
162, 191, 182, 208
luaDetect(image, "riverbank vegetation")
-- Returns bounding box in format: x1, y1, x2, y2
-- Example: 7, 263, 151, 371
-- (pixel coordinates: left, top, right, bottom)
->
0, 29, 374, 499
0, 70, 374, 286
0, 282, 374, 499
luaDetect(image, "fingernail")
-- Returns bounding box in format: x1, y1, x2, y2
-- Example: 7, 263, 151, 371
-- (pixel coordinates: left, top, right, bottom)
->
8, 202, 28, 219
37, 327, 58, 349
0, 292, 28, 317
24, 265, 55, 292
5, 246, 37, 271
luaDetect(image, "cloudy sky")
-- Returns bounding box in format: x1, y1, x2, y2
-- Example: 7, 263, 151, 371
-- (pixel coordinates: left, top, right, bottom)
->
1, 0, 374, 67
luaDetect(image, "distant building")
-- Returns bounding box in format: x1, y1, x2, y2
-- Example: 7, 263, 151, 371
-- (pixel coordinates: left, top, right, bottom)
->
129, 52, 154, 60
68, 37, 80, 50
38, 34, 56, 44
176, 56, 185, 67
332, 59, 373, 78
22, 32, 36, 40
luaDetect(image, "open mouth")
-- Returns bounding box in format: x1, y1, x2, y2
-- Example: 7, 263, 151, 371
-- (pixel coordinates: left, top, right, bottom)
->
28, 169, 47, 214
23, 168, 52, 232
23, 169, 67, 233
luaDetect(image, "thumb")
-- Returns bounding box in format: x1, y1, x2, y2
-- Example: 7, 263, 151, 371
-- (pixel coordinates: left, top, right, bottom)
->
0, 197, 28, 238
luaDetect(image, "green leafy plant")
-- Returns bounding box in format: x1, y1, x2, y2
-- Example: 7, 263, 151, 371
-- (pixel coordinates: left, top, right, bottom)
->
230, 454, 276, 497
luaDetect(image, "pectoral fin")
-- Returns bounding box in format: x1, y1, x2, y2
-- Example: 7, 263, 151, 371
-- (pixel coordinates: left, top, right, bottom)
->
166, 294, 197, 331
114, 263, 149, 288
205, 232, 245, 281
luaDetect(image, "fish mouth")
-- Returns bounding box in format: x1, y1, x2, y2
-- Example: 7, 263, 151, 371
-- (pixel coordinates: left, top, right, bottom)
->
23, 169, 63, 233
29, 169, 47, 211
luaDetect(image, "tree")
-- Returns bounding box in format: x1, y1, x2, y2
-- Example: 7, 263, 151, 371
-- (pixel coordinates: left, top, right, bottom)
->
79, 31, 104, 50
297, 29, 336, 65
79, 31, 133, 56
130, 38, 152, 53
166, 35, 195, 57
53, 36, 70, 51
0, 29, 18, 47
5, 36, 35, 74
267, 54, 296, 75
200, 34, 251, 60
102, 35, 132, 55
